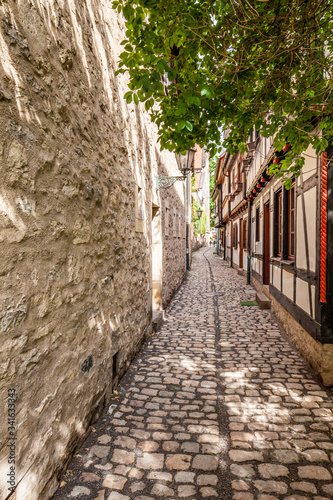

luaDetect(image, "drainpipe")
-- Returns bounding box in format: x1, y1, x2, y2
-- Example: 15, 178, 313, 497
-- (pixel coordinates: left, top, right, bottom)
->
247, 253, 251, 285
224, 230, 226, 260
186, 171, 191, 270
216, 185, 222, 256
228, 174, 233, 268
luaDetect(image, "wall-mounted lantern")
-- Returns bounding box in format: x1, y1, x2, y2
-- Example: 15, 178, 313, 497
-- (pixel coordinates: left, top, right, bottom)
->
196, 207, 203, 219
156, 148, 196, 190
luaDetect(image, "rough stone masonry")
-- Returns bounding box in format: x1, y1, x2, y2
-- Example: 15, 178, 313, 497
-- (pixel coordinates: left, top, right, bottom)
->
51, 248, 333, 500
0, 1, 186, 499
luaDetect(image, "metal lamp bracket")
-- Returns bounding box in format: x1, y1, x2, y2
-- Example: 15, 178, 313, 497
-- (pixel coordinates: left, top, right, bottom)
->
156, 175, 185, 190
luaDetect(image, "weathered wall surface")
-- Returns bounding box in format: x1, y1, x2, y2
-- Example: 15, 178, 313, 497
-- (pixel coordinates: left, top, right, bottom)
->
0, 1, 185, 499
160, 184, 186, 308
192, 233, 206, 253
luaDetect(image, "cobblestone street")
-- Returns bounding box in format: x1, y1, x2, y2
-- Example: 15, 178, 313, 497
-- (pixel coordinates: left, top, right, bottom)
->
53, 248, 333, 500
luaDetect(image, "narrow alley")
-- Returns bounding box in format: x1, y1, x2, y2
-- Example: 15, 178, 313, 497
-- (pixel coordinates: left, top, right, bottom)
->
53, 248, 333, 500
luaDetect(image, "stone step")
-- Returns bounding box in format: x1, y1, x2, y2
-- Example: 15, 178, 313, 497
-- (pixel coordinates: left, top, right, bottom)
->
256, 291, 271, 309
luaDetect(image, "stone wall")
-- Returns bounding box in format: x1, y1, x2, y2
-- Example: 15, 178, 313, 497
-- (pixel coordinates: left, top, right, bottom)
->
160, 184, 187, 308
192, 234, 207, 253
0, 1, 185, 499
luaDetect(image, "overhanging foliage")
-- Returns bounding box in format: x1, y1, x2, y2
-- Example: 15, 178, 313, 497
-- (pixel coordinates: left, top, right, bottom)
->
113, 0, 333, 182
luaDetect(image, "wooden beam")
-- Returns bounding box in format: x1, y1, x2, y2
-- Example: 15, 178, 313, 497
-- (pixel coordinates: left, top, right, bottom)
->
296, 173, 318, 197
270, 284, 321, 341
300, 172, 313, 318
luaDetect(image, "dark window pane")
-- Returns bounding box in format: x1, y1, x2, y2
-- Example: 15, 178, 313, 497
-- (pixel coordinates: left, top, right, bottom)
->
290, 188, 295, 209
291, 234, 294, 256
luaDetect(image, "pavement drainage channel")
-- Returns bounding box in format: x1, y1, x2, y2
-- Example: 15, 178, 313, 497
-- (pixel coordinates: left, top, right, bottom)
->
201, 292, 225, 297
203, 249, 233, 500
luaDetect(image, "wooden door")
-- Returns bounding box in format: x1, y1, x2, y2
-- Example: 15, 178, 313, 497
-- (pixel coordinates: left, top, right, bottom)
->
264, 202, 270, 285
239, 218, 243, 269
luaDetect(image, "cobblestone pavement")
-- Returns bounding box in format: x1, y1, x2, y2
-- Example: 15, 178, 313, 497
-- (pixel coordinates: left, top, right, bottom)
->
52, 248, 333, 500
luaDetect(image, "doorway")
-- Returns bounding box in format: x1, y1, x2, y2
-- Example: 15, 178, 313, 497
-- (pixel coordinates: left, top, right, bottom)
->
239, 218, 243, 269
263, 202, 270, 285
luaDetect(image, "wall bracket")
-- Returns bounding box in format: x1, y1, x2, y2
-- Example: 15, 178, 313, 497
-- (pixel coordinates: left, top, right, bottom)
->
156, 175, 185, 190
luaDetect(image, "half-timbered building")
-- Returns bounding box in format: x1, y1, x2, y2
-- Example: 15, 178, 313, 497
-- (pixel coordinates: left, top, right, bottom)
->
213, 129, 333, 385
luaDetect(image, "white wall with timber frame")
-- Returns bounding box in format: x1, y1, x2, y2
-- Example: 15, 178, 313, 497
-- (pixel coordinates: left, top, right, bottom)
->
249, 142, 321, 340
217, 130, 332, 383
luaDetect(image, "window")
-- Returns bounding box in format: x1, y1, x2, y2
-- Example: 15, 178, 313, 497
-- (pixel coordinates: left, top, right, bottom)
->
243, 218, 248, 250
288, 183, 295, 258
165, 205, 169, 236
255, 207, 260, 242
273, 185, 295, 260
173, 208, 177, 237
233, 223, 238, 249
276, 191, 282, 256
135, 185, 145, 232
137, 187, 144, 219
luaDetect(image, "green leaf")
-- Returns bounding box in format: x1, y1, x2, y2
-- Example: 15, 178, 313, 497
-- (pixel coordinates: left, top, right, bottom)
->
185, 121, 193, 131
176, 120, 186, 132
112, 0, 333, 183
125, 91, 132, 104
167, 68, 176, 80
201, 88, 211, 97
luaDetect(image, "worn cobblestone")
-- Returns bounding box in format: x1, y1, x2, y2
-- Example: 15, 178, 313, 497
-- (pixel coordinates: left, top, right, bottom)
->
53, 248, 333, 500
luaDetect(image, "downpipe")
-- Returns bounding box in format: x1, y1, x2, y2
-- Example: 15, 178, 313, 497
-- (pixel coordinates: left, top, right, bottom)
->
186, 171, 191, 271
247, 255, 251, 285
